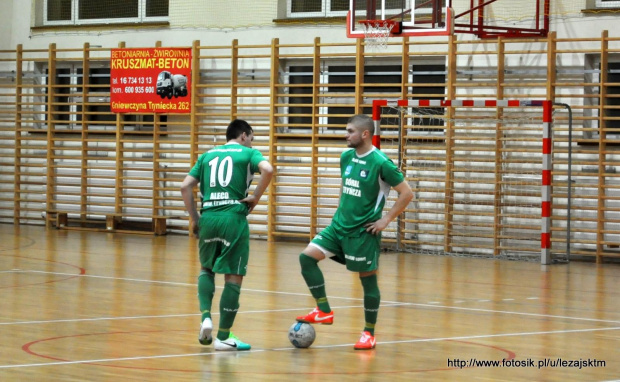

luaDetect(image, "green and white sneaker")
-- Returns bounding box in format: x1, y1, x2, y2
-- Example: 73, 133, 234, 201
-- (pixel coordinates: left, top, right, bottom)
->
214, 333, 251, 351
198, 317, 213, 345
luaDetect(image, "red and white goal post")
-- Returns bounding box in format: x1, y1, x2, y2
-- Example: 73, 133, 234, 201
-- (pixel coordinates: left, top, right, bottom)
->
371, 99, 554, 264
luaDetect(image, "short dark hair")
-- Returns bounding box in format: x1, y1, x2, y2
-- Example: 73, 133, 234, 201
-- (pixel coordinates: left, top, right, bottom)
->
347, 114, 374, 137
226, 119, 253, 141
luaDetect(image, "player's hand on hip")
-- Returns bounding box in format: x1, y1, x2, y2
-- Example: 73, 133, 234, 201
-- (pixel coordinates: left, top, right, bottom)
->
365, 217, 389, 235
240, 195, 258, 213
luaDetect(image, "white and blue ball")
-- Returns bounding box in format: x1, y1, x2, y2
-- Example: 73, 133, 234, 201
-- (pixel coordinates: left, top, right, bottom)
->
288, 322, 316, 348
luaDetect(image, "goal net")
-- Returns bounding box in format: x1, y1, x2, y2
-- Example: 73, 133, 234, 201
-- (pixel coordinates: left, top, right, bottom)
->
374, 99, 554, 264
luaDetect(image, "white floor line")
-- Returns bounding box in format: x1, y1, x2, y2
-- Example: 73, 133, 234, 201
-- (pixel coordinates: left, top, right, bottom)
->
4, 269, 362, 300
6, 269, 195, 287
0, 348, 265, 369
5, 269, 620, 326
392, 301, 620, 325
0, 304, 404, 326
0, 313, 199, 326
1, 326, 618, 370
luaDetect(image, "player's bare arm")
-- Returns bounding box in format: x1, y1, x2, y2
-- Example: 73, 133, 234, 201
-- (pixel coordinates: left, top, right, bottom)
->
364, 180, 414, 235
180, 174, 201, 236
240, 160, 273, 213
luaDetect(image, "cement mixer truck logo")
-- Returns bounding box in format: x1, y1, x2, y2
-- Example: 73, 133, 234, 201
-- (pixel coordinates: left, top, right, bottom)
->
156, 71, 188, 99
110, 47, 192, 113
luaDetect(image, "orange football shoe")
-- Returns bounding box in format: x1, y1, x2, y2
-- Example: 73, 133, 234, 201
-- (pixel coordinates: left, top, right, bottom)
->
296, 307, 334, 325
354, 331, 376, 350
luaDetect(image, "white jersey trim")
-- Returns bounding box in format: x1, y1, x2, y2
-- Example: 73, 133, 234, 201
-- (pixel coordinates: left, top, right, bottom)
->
355, 146, 376, 159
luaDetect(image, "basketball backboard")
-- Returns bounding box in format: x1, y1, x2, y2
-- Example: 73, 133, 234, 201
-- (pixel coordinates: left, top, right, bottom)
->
347, 0, 550, 40
347, 0, 454, 39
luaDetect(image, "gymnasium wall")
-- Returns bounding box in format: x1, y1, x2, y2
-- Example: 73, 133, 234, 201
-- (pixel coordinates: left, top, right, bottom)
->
2, 1, 620, 262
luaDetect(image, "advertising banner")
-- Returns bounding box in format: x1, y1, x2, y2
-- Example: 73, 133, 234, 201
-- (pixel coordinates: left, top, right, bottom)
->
110, 47, 192, 113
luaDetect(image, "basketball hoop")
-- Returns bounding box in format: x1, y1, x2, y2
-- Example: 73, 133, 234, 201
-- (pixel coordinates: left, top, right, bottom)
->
359, 20, 400, 50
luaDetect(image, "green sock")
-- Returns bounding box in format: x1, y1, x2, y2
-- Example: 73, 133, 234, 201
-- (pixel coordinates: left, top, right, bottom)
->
198, 270, 215, 322
217, 282, 241, 341
299, 253, 331, 313
360, 273, 380, 336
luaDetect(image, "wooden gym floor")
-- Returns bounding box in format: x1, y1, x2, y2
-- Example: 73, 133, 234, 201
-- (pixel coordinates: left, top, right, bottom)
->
0, 224, 618, 381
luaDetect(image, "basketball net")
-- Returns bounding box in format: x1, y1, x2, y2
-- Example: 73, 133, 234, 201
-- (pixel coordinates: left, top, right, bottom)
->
359, 20, 395, 50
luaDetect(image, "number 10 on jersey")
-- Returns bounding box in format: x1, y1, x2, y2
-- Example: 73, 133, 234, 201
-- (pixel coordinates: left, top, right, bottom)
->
208, 156, 233, 187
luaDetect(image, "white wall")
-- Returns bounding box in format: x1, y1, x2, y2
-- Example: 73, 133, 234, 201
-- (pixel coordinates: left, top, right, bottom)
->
0, 0, 15, 49
3, 1, 619, 254
3, 0, 619, 52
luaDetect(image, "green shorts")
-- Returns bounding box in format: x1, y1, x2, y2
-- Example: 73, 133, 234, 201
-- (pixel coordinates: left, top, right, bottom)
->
198, 212, 249, 276
310, 224, 380, 272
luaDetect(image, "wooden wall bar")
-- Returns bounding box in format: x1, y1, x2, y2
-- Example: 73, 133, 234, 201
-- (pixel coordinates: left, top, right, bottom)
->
1, 33, 620, 261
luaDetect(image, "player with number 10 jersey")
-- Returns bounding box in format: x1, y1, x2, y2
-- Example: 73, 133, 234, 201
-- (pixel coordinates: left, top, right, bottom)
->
181, 119, 273, 351
189, 144, 266, 215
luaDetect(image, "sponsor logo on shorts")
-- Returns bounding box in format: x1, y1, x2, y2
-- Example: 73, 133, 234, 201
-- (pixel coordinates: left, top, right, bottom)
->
203, 237, 231, 247
345, 254, 366, 262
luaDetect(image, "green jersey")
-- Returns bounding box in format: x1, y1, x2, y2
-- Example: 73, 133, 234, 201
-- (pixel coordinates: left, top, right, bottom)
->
189, 142, 266, 215
332, 147, 405, 235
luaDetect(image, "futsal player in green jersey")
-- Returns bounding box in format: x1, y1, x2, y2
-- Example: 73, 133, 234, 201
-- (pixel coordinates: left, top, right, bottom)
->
296, 114, 414, 350
181, 119, 273, 351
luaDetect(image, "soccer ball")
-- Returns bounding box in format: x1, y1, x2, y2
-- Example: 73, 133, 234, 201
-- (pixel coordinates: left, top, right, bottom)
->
288, 322, 316, 348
